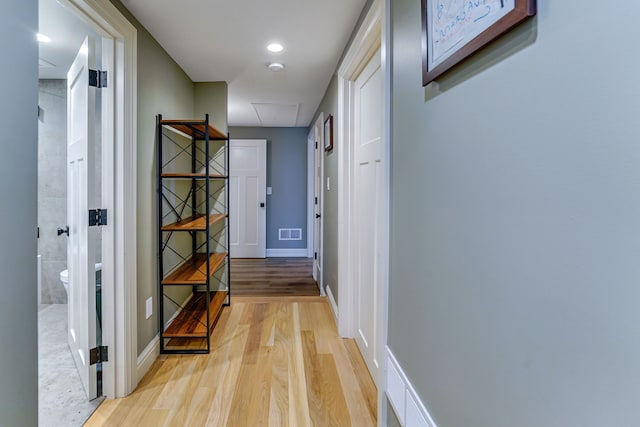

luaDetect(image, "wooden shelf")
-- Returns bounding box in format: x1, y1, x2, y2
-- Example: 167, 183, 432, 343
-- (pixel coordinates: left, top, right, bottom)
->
162, 214, 226, 231
160, 119, 227, 140
162, 253, 227, 285
163, 290, 228, 338
161, 173, 227, 179
158, 114, 230, 354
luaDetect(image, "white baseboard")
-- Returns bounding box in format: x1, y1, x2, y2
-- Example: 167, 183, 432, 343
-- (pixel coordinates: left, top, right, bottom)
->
136, 334, 159, 383
386, 346, 437, 427
326, 284, 338, 323
266, 248, 308, 257
137, 292, 194, 383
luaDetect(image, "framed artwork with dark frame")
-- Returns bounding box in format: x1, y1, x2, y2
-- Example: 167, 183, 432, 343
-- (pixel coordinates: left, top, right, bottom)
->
324, 114, 334, 152
421, 0, 536, 86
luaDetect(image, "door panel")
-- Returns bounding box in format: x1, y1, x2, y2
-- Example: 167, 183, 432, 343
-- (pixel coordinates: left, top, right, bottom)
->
229, 139, 266, 258
229, 176, 240, 246
67, 36, 97, 400
245, 176, 259, 245
354, 48, 383, 385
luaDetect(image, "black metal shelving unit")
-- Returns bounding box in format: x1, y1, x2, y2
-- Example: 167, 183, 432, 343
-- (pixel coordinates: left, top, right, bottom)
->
157, 113, 230, 354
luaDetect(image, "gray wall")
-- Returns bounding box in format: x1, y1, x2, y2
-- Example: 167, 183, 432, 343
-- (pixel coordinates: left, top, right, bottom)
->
312, 79, 339, 298
389, 0, 640, 426
38, 79, 68, 304
195, 82, 228, 134
0, 0, 38, 425
387, 398, 401, 427
110, 0, 195, 354
229, 127, 308, 250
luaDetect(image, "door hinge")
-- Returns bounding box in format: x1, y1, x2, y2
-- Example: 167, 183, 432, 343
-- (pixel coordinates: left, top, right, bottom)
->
89, 69, 108, 88
90, 346, 108, 365
314, 252, 318, 260
89, 209, 108, 226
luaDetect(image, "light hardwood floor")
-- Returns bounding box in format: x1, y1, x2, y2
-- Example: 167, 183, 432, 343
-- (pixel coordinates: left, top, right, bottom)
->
86, 296, 377, 426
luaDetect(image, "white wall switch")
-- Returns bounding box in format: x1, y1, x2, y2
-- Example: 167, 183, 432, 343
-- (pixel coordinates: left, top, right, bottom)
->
267, 186, 272, 195
146, 297, 153, 319
327, 176, 331, 191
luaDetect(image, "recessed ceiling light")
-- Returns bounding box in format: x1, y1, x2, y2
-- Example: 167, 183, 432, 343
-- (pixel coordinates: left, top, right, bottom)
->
267, 43, 284, 53
37, 33, 51, 43
267, 62, 285, 72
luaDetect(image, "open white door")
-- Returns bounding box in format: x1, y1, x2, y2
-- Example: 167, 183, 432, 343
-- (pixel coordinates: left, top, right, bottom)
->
67, 36, 98, 400
229, 139, 267, 258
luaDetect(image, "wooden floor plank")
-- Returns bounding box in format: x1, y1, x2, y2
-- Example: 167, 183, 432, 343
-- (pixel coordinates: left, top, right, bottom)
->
247, 345, 274, 426
230, 257, 320, 296
330, 338, 377, 426
288, 303, 312, 427
269, 302, 291, 427
321, 353, 353, 426
87, 297, 377, 427
205, 307, 250, 426
302, 330, 326, 426
344, 339, 378, 421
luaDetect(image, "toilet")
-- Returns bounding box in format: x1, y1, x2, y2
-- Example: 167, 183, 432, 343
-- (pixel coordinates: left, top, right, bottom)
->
60, 263, 102, 295
59, 269, 69, 294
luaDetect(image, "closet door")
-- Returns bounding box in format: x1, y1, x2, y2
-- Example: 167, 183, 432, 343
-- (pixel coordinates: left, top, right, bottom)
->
229, 139, 267, 258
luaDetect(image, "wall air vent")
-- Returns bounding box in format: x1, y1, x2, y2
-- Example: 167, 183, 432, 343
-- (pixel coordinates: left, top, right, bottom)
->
278, 228, 302, 241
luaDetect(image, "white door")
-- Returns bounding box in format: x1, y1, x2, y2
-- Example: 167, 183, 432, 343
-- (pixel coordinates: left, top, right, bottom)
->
354, 48, 383, 384
313, 118, 323, 282
229, 139, 267, 258
67, 36, 98, 399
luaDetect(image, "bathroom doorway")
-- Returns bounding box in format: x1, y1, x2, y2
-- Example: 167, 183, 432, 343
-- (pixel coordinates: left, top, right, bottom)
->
38, 0, 104, 424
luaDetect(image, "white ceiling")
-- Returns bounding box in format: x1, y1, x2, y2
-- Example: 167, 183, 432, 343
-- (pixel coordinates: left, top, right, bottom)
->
38, 0, 366, 127
121, 0, 367, 127
38, 0, 98, 80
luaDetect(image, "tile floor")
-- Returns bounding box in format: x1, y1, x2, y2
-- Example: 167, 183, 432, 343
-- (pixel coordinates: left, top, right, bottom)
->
38, 304, 103, 427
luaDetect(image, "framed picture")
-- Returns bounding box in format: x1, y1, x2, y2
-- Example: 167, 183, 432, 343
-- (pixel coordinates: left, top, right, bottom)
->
422, 0, 536, 86
324, 114, 334, 152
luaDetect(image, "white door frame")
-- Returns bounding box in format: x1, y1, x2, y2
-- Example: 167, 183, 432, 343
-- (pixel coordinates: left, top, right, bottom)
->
60, 0, 138, 398
337, 0, 383, 339
336, 0, 389, 422
307, 129, 314, 259
307, 115, 325, 295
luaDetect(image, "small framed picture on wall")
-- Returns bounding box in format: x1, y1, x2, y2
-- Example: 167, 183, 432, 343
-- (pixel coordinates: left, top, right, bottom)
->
324, 114, 334, 152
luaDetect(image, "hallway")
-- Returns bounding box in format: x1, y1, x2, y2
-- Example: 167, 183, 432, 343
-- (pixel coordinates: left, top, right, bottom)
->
86, 296, 376, 426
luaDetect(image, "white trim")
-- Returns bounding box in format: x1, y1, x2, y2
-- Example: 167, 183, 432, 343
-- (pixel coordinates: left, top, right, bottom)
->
311, 114, 325, 296
380, 0, 392, 424
307, 130, 314, 258
318, 116, 325, 297
336, 0, 383, 340
136, 334, 159, 384
336, 76, 353, 338
265, 248, 308, 257
61, 0, 138, 398
326, 284, 339, 323
336, 1, 389, 424
386, 347, 438, 427
136, 289, 192, 381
